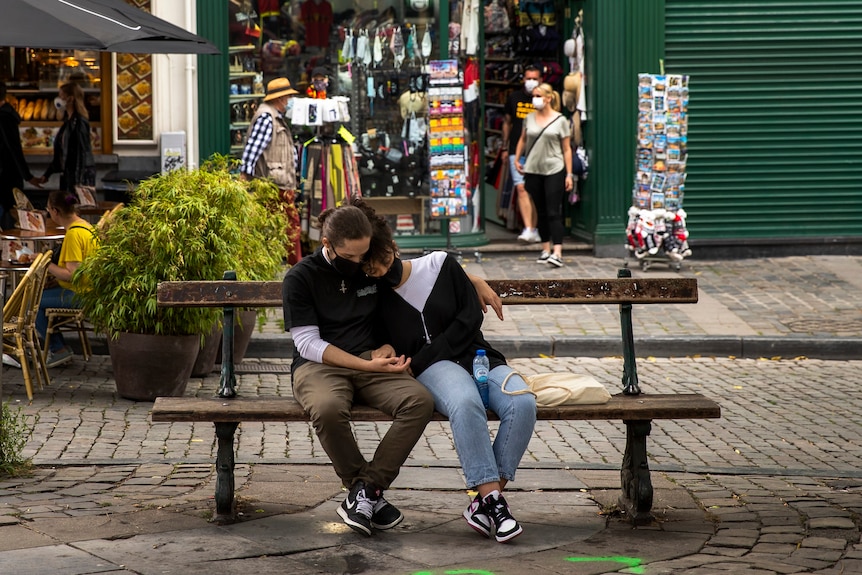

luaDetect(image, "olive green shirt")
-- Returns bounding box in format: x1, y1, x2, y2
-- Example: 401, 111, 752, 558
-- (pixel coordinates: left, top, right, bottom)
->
522, 112, 571, 175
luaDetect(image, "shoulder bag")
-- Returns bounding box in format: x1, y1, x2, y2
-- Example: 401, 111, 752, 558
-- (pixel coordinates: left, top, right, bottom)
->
523, 113, 563, 161
501, 370, 612, 407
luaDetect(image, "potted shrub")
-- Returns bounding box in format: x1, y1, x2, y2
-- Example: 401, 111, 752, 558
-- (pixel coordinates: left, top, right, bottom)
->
192, 172, 290, 375
76, 157, 288, 400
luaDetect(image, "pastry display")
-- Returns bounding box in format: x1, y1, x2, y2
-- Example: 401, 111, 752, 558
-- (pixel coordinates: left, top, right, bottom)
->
133, 101, 151, 121
118, 91, 135, 110
115, 53, 153, 141
117, 70, 135, 90
117, 53, 136, 68
131, 80, 151, 99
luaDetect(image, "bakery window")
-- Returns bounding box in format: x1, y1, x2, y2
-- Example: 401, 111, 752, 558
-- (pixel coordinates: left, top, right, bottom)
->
0, 47, 112, 155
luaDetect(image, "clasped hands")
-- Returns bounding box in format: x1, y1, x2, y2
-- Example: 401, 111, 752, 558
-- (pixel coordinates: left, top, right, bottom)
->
370, 344, 413, 375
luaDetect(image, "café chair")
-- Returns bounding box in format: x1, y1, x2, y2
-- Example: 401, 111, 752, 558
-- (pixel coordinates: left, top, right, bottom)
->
43, 308, 93, 363
2, 251, 53, 400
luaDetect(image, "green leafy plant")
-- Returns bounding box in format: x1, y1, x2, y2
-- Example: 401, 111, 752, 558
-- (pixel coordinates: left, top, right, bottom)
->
76, 156, 289, 339
0, 401, 30, 476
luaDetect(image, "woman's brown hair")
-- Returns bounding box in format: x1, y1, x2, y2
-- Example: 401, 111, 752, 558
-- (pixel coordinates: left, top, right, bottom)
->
350, 197, 397, 266
48, 189, 80, 217
60, 82, 89, 119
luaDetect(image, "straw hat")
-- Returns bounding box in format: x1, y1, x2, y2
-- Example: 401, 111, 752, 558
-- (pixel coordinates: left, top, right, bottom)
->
562, 73, 581, 113
263, 77, 299, 101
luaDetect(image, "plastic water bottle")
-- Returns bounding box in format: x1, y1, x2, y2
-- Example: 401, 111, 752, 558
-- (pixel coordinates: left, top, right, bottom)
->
472, 349, 490, 408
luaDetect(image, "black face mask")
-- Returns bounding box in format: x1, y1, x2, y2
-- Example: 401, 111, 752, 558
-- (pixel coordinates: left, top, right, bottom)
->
381, 258, 404, 287
332, 255, 363, 277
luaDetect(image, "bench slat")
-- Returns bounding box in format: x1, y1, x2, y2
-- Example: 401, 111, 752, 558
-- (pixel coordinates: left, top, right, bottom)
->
151, 394, 719, 423
157, 278, 698, 308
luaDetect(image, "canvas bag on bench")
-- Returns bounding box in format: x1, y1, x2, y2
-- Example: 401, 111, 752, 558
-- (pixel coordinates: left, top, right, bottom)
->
501, 371, 611, 407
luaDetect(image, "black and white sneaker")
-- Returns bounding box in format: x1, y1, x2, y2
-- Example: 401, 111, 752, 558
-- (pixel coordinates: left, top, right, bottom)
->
546, 254, 564, 268
337, 481, 377, 536
370, 493, 403, 529
536, 251, 550, 264
483, 491, 523, 543
463, 493, 492, 538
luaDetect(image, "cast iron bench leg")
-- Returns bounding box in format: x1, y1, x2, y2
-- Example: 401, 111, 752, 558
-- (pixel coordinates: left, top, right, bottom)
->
619, 419, 654, 525
214, 421, 239, 522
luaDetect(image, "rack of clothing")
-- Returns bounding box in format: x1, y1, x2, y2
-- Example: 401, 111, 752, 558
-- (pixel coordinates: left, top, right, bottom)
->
298, 132, 362, 242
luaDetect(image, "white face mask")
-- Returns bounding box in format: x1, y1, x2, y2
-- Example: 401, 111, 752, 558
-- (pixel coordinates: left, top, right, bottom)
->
532, 96, 545, 110
285, 98, 295, 116
524, 79, 539, 93
54, 96, 66, 111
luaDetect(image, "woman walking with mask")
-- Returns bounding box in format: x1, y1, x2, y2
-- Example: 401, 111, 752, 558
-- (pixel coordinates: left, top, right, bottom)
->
39, 83, 94, 192
514, 83, 573, 267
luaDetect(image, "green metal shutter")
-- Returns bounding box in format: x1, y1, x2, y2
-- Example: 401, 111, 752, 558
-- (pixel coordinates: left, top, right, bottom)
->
196, 0, 229, 164
665, 0, 862, 240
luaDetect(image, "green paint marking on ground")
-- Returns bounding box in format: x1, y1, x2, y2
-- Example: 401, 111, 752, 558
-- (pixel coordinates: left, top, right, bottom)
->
566, 556, 644, 573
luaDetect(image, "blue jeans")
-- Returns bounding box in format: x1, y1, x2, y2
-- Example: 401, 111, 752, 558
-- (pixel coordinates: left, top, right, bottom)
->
508, 154, 527, 187
417, 362, 537, 488
36, 287, 78, 352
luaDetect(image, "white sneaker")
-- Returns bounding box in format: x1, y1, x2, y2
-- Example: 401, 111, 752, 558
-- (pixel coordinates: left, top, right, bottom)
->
528, 229, 542, 243
2, 353, 21, 369
517, 229, 532, 243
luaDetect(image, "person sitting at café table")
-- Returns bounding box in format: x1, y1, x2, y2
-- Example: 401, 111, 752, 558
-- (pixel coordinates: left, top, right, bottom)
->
36, 190, 96, 368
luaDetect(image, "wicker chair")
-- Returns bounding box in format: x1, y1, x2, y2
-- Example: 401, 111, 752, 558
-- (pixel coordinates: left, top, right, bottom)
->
3, 251, 53, 400
43, 308, 93, 362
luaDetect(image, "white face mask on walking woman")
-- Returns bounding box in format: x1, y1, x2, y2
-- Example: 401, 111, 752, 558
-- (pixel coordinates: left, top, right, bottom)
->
531, 96, 545, 110
54, 96, 66, 112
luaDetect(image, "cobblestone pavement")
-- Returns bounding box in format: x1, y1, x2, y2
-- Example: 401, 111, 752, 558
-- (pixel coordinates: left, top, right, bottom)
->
1, 253, 861, 573
1, 355, 862, 573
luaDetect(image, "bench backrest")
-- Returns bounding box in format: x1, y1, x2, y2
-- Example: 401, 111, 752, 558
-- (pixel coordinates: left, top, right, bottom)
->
157, 277, 698, 308
156, 270, 698, 398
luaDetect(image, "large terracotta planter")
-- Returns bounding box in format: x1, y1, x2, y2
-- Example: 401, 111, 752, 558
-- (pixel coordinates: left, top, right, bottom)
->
191, 325, 221, 377
215, 309, 259, 365
109, 332, 199, 401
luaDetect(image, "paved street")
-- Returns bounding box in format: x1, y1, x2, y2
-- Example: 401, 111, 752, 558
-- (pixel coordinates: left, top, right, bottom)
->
0, 253, 861, 574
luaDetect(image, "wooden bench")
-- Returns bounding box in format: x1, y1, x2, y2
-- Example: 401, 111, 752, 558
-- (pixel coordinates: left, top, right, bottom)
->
153, 270, 720, 525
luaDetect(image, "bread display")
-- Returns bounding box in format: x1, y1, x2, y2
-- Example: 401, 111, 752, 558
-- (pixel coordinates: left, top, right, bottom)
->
22, 101, 35, 120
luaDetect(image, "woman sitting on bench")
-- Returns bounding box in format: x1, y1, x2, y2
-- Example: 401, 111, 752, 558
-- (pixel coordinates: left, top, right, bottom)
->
361, 205, 537, 544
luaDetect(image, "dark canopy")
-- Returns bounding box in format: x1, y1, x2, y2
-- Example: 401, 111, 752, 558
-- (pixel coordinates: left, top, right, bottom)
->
1, 0, 219, 54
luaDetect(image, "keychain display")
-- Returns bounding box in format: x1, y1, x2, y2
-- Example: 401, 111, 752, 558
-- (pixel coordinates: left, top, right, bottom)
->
626, 72, 692, 270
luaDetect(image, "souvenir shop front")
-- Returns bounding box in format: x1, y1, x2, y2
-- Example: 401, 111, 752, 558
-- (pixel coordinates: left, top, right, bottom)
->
199, 0, 862, 256
482, 0, 862, 258
196, 0, 467, 248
